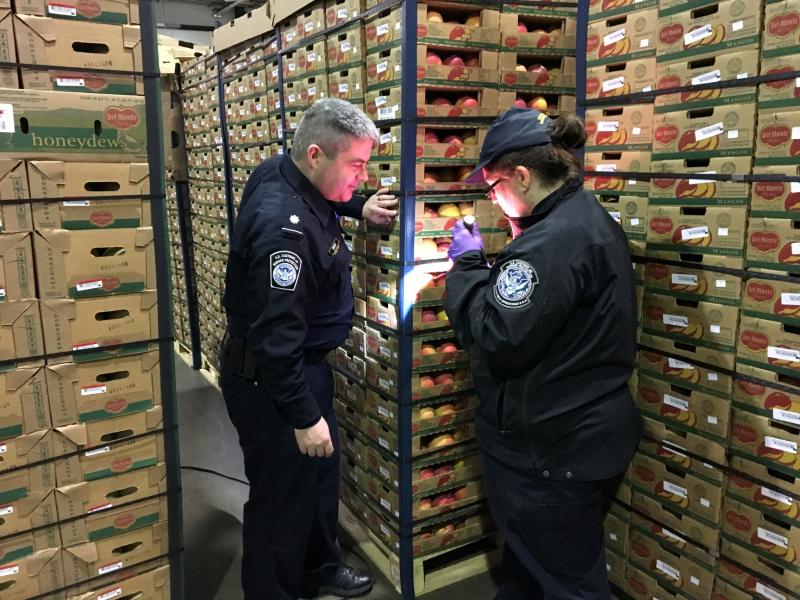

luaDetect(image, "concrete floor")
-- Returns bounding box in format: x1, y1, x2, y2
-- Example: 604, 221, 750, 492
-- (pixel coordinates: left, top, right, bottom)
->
175, 354, 501, 600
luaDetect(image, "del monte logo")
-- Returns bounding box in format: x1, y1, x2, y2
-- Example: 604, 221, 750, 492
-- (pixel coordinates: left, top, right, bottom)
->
104, 107, 140, 131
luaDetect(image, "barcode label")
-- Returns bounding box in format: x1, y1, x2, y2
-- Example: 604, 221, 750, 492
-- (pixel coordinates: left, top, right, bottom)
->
48, 2, 77, 16
630, 218, 640, 226
378, 107, 395, 120
376, 61, 388, 74
756, 582, 786, 600
339, 83, 349, 93
663, 314, 688, 327
767, 346, 800, 363
663, 480, 688, 498
380, 132, 392, 144
81, 385, 107, 396
680, 226, 709, 240
305, 21, 315, 32
0, 565, 19, 577
761, 486, 793, 506
758, 527, 788, 549
73, 342, 100, 351
337, 8, 348, 18
376, 23, 390, 36
671, 274, 697, 286
378, 437, 389, 449
85, 445, 111, 457
596, 164, 617, 172
781, 293, 800, 306
604, 28, 626, 47
380, 176, 395, 186
0, 506, 13, 516
380, 497, 391, 510
379, 466, 390, 479
0, 103, 14, 133
56, 78, 85, 87
307, 52, 317, 63
765, 436, 797, 454
792, 127, 800, 140
378, 405, 390, 418
773, 408, 800, 426
661, 528, 686, 544
684, 24, 713, 45
602, 76, 625, 92
598, 121, 620, 132
668, 358, 694, 370
694, 123, 724, 142
98, 561, 124, 575
691, 70, 721, 86
98, 587, 122, 600
656, 559, 680, 580
63, 200, 90, 206
708, 372, 718, 381
341, 41, 352, 52
716, 280, 727, 288
663, 394, 689, 412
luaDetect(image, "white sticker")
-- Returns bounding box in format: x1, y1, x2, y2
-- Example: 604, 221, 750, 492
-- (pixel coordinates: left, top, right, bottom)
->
718, 228, 729, 237
768, 346, 800, 363
694, 122, 724, 142
792, 242, 800, 255
728, 130, 740, 139
376, 23, 390, 36
773, 409, 800, 426
708, 372, 718, 381
73, 342, 99, 351
781, 293, 800, 306
598, 121, 620, 132
602, 76, 625, 92
304, 21, 315, 32
630, 218, 641, 226
56, 78, 86, 87
732, 20, 744, 32
609, 532, 618, 541
380, 176, 395, 186
710, 324, 721, 334
85, 445, 110, 457
377, 312, 389, 325
337, 8, 348, 19
758, 527, 788, 549
339, 83, 349, 93
98, 561, 124, 575
664, 394, 689, 412
792, 127, 800, 140
0, 506, 13, 516
378, 405, 390, 418
380, 246, 393, 257
380, 497, 391, 510
341, 41, 352, 52
0, 565, 19, 577
716, 280, 727, 288
63, 200, 90, 206
378, 437, 389, 449
378, 107, 396, 120
596, 164, 617, 172
0, 103, 15, 133
663, 314, 689, 327
80, 385, 107, 396
796, 77, 800, 88
690, 576, 701, 586
707, 415, 718, 424
609, 211, 621, 222
632, 127, 642, 136
664, 442, 687, 457
379, 466, 390, 479
765, 436, 797, 454
308, 86, 317, 97
684, 24, 713, 45
700, 498, 711, 507
0, 288, 5, 299
662, 528, 686, 544
88, 502, 113, 514
380, 132, 392, 144
604, 28, 626, 46
48, 2, 77, 16
656, 559, 680, 580
671, 273, 698, 286
288, 63, 296, 72
737, 73, 749, 80
378, 377, 392, 390
307, 52, 317, 63
640, 39, 650, 48
643, 86, 653, 92
663, 480, 688, 498
288, 93, 296, 102
669, 358, 694, 369
379, 523, 390, 536
99, 587, 123, 600
680, 226, 709, 241
691, 70, 721, 86
761, 486, 794, 507
756, 582, 787, 600
0, 445, 5, 454
376, 61, 388, 74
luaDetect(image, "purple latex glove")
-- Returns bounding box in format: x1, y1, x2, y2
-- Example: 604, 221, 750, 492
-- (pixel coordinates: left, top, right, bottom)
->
448, 218, 483, 261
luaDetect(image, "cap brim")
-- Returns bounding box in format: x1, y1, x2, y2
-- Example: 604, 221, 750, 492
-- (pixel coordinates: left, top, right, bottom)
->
464, 160, 490, 184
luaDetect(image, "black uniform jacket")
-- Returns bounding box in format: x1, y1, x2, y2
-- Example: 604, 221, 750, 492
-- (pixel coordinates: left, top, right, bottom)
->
445, 178, 642, 481
222, 154, 365, 429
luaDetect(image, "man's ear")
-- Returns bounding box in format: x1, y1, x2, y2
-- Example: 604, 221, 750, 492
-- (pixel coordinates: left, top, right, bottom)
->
306, 144, 323, 168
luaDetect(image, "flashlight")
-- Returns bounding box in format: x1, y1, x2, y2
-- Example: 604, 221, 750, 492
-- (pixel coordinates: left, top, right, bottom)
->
463, 215, 475, 233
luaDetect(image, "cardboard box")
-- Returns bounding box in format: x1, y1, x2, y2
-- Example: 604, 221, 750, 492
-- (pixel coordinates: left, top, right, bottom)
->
751, 166, 800, 218
15, 0, 139, 25
364, 45, 403, 90
327, 65, 365, 104
642, 258, 742, 306
0, 232, 36, 302
0, 9, 19, 89
737, 315, 800, 377
758, 54, 800, 111
296, 38, 327, 78
584, 151, 651, 196
0, 299, 44, 362
733, 362, 800, 424
67, 563, 169, 600
499, 55, 574, 92
623, 561, 692, 600
603, 507, 629, 556
40, 292, 157, 359
14, 16, 142, 94
655, 48, 759, 111
0, 488, 59, 559
0, 362, 49, 438
28, 161, 150, 229
0, 160, 32, 233
586, 8, 657, 67
762, 0, 800, 59
585, 57, 656, 100
727, 456, 799, 526
364, 5, 401, 51
324, 0, 362, 27
627, 527, 716, 598
45, 349, 160, 426
631, 491, 720, 557
730, 408, 800, 478
649, 156, 751, 206
652, 103, 757, 160
213, 3, 273, 52
365, 86, 401, 121
605, 546, 626, 589
362, 388, 476, 436
414, 127, 485, 165
420, 5, 500, 49
0, 547, 65, 600
589, 0, 658, 19
746, 217, 800, 273
418, 87, 498, 118
711, 577, 750, 600
595, 195, 648, 240
362, 413, 475, 459
584, 104, 654, 151
646, 205, 747, 257
655, 0, 762, 63
755, 109, 800, 166
742, 276, 800, 325
35, 228, 155, 299
641, 415, 727, 472
722, 496, 800, 570
62, 520, 168, 584
718, 549, 799, 600
0, 88, 148, 162
326, 22, 365, 70
642, 292, 740, 353
500, 11, 575, 53
418, 46, 499, 89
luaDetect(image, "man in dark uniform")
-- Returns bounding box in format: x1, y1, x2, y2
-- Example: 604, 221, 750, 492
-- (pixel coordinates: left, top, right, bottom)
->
220, 99, 398, 600
444, 109, 642, 599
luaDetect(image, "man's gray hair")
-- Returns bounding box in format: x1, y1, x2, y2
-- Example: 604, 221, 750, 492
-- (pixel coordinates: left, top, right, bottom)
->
292, 98, 379, 159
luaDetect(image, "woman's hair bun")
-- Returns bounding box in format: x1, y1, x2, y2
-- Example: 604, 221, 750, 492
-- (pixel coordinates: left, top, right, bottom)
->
548, 115, 586, 151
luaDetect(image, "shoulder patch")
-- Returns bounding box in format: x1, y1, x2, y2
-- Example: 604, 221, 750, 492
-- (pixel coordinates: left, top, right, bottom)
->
493, 259, 538, 308
270, 251, 302, 291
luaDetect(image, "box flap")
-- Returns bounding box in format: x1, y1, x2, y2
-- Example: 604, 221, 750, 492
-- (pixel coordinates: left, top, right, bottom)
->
35, 228, 71, 254
64, 540, 98, 564
28, 161, 65, 196
122, 25, 140, 51
55, 422, 88, 446
149, 463, 167, 486
27, 546, 60, 575
55, 481, 89, 505
4, 363, 42, 393
15, 13, 56, 44
0, 299, 36, 327
134, 226, 153, 249
140, 290, 157, 311
8, 428, 48, 457
145, 406, 163, 429
41, 298, 77, 322
46, 361, 79, 384
141, 349, 159, 373
154, 564, 170, 590
0, 159, 23, 183
128, 163, 149, 188
15, 488, 53, 519
0, 230, 29, 254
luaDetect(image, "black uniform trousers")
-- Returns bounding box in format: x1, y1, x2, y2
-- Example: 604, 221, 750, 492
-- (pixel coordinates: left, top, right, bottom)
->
481, 451, 620, 600
221, 353, 341, 600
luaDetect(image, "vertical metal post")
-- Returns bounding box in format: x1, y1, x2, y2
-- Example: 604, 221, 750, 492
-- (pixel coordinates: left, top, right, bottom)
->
276, 27, 289, 154
575, 0, 588, 121
175, 180, 202, 369
216, 53, 237, 238
138, 1, 184, 597
397, 0, 418, 597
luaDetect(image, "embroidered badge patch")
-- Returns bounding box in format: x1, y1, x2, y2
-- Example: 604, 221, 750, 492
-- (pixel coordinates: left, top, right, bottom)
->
328, 238, 341, 256
493, 259, 538, 308
270, 251, 302, 291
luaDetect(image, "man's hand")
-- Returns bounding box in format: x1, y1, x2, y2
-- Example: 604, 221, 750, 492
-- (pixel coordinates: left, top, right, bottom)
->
294, 417, 334, 458
448, 219, 484, 261
362, 187, 398, 226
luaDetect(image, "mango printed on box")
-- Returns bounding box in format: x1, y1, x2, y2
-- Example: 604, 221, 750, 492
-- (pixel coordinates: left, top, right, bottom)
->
586, 8, 658, 67
649, 156, 751, 206
584, 104, 653, 151
755, 109, 800, 166
750, 166, 800, 218
758, 55, 800, 109
746, 217, 800, 273
646, 205, 747, 257
585, 57, 656, 100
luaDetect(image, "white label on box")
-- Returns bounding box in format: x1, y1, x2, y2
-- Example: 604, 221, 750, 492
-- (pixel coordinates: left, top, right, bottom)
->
0, 565, 19, 577
598, 121, 620, 132
690, 576, 701, 586
73, 342, 99, 351
378, 437, 389, 449
305, 21, 315, 32
691, 70, 721, 86
286, 31, 296, 41
380, 132, 392, 144
606, 563, 611, 572
378, 405, 390, 418
773, 408, 800, 426
379, 466, 390, 479
596, 164, 617, 172
378, 107, 396, 120
0, 445, 6, 454
761, 486, 794, 507
376, 61, 388, 74
380, 497, 391, 510
377, 312, 389, 325
684, 24, 713, 45
707, 415, 718, 424
272, 68, 279, 78
1, 104, 18, 133
344, 240, 353, 251
88, 502, 113, 514
85, 445, 110, 457
307, 52, 317, 63
380, 246, 393, 257
81, 385, 107, 396
792, 127, 800, 140
663, 314, 689, 327
339, 83, 349, 93
609, 211, 621, 222
0, 506, 13, 516
640, 39, 649, 48
632, 127, 642, 136
663, 394, 689, 412
680, 226, 709, 240
694, 122, 723, 142
630, 218, 641, 226
664, 442, 687, 458
700, 497, 711, 507
758, 527, 788, 549
663, 480, 688, 498
48, 2, 77, 16
376, 23, 390, 36
661, 528, 686, 544
778, 292, 800, 307
341, 41, 352, 52
765, 436, 797, 454
56, 78, 86, 87
708, 372, 718, 381
669, 358, 694, 370
378, 281, 391, 293
604, 28, 626, 47
731, 20, 744, 32
671, 273, 698, 286
643, 86, 652, 92
710, 324, 721, 334
656, 559, 680, 580
756, 582, 786, 600
715, 279, 727, 288
609, 532, 618, 541
308, 87, 317, 96
718, 227, 728, 237
99, 561, 124, 575
98, 587, 123, 600
768, 346, 800, 362
0, 288, 5, 299
602, 77, 625, 92
63, 200, 90, 206
728, 129, 739, 139
288, 93, 296, 102
792, 242, 800, 255
380, 176, 395, 186
379, 523, 390, 537
288, 63, 296, 72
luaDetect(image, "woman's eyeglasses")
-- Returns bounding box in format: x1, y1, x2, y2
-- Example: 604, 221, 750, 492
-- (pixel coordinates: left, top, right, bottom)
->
484, 178, 505, 201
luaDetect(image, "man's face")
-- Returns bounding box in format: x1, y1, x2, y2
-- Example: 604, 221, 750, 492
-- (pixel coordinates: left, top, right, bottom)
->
311, 136, 373, 202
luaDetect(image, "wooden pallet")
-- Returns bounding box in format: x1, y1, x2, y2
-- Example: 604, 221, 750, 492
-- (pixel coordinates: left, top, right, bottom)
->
338, 503, 501, 598
172, 342, 221, 390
